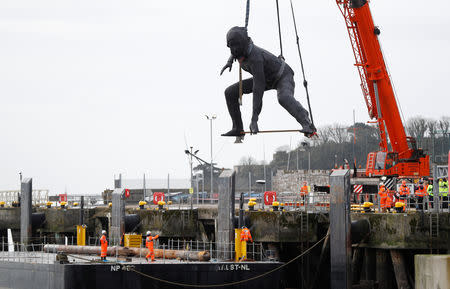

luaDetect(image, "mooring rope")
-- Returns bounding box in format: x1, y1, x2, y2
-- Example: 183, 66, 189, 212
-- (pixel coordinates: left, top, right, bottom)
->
127, 233, 329, 288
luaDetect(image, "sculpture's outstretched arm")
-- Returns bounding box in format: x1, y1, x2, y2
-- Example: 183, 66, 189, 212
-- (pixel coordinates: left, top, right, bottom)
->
220, 55, 235, 75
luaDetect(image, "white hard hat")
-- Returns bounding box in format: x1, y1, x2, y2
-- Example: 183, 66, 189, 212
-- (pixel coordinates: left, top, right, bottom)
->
146, 231, 151, 236
102, 230, 106, 235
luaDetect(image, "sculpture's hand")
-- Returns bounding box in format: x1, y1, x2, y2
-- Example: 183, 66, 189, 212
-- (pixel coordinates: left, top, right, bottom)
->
249, 121, 259, 135
220, 62, 233, 75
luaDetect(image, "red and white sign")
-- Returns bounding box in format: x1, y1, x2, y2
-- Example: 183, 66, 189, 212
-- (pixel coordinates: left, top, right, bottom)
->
124, 189, 130, 198
264, 191, 277, 206
153, 192, 165, 205
59, 193, 67, 202
353, 185, 363, 193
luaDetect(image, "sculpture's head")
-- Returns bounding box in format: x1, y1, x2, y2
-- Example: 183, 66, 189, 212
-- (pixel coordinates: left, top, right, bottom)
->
226, 26, 250, 58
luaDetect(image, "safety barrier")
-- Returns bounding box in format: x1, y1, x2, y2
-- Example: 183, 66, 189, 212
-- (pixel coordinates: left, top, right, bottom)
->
240, 191, 449, 214
241, 193, 331, 213
351, 192, 449, 213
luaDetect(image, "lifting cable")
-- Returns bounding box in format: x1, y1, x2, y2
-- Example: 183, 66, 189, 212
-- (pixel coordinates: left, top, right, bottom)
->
240, 0, 317, 132
289, 0, 316, 129
273, 0, 316, 130
244, 0, 250, 28
275, 0, 284, 58
127, 233, 328, 288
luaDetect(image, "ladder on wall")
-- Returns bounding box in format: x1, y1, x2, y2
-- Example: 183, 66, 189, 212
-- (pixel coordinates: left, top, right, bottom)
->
429, 212, 439, 254
429, 213, 439, 238
300, 211, 309, 288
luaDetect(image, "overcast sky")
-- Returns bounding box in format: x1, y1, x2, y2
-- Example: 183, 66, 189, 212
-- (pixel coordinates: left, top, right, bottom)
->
0, 0, 449, 195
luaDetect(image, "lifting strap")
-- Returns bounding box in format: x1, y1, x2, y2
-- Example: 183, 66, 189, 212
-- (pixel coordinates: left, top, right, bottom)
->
239, 62, 243, 105
238, 0, 250, 106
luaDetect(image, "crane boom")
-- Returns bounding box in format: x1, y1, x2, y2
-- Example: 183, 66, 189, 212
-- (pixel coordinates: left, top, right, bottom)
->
337, 0, 429, 177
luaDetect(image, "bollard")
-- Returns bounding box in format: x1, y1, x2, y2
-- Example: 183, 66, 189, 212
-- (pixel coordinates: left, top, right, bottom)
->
248, 198, 257, 211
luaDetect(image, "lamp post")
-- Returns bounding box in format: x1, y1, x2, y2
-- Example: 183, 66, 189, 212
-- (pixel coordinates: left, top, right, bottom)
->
185, 147, 199, 210
205, 115, 216, 202
256, 180, 266, 210
301, 142, 311, 170
195, 171, 204, 204
189, 146, 193, 209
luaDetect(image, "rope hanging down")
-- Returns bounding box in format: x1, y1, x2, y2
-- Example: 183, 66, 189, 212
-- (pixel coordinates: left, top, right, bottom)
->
289, 0, 315, 129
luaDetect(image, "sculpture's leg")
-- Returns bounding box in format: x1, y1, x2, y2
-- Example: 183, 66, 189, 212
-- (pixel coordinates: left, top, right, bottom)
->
276, 75, 315, 135
223, 78, 253, 136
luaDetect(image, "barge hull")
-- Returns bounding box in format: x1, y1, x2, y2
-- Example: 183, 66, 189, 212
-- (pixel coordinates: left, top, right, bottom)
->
0, 261, 283, 289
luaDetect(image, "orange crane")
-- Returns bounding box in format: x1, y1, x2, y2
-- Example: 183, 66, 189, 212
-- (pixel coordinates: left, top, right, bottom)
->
337, 0, 429, 178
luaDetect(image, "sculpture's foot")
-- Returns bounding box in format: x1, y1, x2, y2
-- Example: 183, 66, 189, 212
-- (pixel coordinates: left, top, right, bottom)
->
301, 123, 317, 138
221, 129, 245, 137
304, 131, 318, 138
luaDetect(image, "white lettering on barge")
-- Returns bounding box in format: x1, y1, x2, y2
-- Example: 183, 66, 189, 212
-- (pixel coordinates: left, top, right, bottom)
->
216, 264, 250, 271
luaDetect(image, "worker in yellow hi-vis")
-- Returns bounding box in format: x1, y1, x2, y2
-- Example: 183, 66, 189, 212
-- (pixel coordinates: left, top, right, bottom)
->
240, 226, 253, 261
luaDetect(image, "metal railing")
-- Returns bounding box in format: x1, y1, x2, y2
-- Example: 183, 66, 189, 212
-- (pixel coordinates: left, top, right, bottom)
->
0, 189, 49, 206
244, 193, 331, 213
244, 191, 449, 214
0, 237, 269, 264
351, 192, 449, 213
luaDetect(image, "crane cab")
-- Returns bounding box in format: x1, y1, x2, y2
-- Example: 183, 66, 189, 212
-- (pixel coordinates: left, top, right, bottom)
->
366, 151, 429, 177
366, 151, 396, 177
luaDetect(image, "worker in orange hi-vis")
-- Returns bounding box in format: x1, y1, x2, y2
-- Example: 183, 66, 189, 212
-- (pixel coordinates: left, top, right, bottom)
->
396, 180, 410, 212
378, 183, 388, 213
300, 181, 310, 205
240, 226, 253, 261
415, 180, 427, 211
145, 231, 159, 262
100, 230, 108, 261
386, 191, 393, 212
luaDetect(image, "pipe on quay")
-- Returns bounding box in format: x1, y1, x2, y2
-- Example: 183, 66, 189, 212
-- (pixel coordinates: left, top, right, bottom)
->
43, 245, 210, 261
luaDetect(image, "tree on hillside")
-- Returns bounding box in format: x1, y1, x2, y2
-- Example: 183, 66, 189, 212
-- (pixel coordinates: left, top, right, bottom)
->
427, 119, 438, 136
235, 155, 272, 191
426, 119, 438, 161
438, 117, 449, 136
347, 122, 379, 141
317, 125, 332, 145
239, 156, 257, 166
406, 117, 428, 147
268, 116, 449, 171
329, 123, 350, 144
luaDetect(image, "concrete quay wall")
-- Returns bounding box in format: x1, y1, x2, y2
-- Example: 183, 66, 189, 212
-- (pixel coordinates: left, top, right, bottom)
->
0, 207, 448, 251
272, 170, 330, 192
